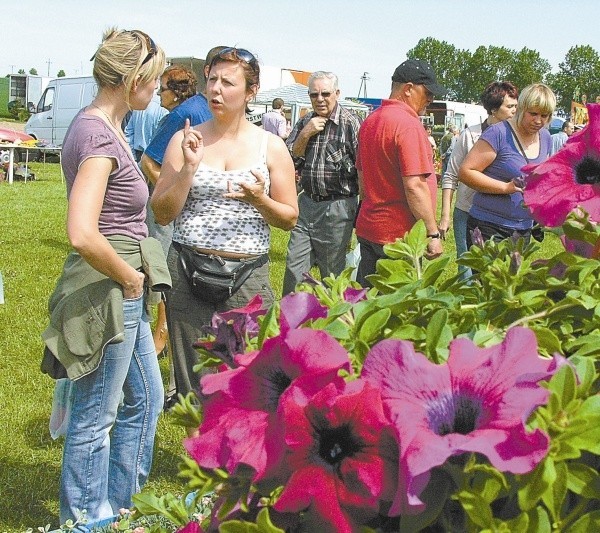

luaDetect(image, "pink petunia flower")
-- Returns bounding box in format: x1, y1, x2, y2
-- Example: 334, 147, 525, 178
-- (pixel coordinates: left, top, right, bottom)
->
193, 295, 266, 365
185, 329, 351, 483
273, 380, 398, 533
362, 327, 557, 514
177, 522, 203, 533
523, 103, 600, 227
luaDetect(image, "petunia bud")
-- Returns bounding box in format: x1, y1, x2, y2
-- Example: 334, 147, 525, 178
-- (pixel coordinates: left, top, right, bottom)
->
470, 227, 485, 248
509, 251, 522, 275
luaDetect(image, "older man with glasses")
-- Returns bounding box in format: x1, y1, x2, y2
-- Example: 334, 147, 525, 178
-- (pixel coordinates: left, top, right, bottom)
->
355, 59, 447, 287
282, 71, 361, 295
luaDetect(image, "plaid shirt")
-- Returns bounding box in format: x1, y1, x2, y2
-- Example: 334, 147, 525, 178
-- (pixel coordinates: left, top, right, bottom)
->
286, 103, 361, 197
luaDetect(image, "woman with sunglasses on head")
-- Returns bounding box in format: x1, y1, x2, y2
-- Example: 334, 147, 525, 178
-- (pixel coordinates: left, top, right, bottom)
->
42, 28, 167, 523
152, 48, 298, 404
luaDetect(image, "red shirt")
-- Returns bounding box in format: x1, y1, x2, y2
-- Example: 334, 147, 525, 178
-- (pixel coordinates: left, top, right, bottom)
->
356, 99, 437, 245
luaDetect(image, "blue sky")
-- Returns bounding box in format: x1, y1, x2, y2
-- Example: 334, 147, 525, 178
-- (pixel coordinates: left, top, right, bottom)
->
5, 0, 599, 98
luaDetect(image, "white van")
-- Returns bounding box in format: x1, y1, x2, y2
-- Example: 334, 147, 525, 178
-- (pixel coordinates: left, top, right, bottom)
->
25, 76, 97, 146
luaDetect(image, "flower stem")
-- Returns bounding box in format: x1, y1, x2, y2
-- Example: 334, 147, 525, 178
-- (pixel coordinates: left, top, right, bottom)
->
506, 302, 579, 329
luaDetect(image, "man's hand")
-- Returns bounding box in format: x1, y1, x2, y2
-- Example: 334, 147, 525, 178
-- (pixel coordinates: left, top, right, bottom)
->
303, 117, 328, 137
426, 237, 443, 259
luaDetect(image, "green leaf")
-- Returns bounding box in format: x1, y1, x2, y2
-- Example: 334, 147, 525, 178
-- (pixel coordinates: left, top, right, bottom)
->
131, 492, 190, 526
518, 457, 556, 511
569, 356, 596, 397
425, 309, 452, 363
567, 462, 600, 498
526, 507, 552, 533
357, 308, 391, 344
548, 365, 577, 411
561, 396, 600, 454
255, 508, 286, 532
530, 326, 562, 355
542, 460, 567, 523
389, 324, 427, 342
496, 511, 530, 532
456, 488, 494, 528
566, 510, 600, 533
398, 469, 451, 532
258, 303, 280, 347
421, 255, 451, 287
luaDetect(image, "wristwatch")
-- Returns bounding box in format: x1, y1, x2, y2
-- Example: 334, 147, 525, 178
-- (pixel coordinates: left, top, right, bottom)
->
427, 232, 441, 239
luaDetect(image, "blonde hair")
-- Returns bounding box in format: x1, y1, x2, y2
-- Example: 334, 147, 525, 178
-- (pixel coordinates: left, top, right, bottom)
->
515, 83, 556, 127
92, 28, 165, 106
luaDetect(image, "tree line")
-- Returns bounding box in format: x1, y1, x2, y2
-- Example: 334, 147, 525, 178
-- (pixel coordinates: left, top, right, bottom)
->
408, 37, 600, 114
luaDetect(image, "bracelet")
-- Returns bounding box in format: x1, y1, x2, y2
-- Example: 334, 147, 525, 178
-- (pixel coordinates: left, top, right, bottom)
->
427, 232, 441, 239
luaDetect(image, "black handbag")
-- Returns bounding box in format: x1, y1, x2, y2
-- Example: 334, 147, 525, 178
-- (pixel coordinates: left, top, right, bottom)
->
175, 243, 268, 303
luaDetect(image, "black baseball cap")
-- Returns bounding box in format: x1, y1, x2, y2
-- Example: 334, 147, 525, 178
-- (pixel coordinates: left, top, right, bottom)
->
391, 59, 447, 96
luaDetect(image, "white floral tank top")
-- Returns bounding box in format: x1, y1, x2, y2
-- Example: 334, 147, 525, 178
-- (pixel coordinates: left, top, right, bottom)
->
173, 131, 271, 255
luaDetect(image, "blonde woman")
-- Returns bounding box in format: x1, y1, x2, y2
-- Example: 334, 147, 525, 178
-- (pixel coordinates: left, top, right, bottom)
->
460, 83, 556, 244
42, 28, 166, 523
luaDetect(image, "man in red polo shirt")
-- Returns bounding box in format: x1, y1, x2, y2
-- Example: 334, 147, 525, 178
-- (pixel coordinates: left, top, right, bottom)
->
355, 59, 446, 286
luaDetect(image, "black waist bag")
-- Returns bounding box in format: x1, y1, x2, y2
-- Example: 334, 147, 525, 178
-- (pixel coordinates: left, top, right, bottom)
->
175, 242, 268, 303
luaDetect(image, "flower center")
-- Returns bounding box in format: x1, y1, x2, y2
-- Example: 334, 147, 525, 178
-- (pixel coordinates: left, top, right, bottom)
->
428, 394, 482, 436
318, 424, 363, 466
575, 155, 600, 185
263, 368, 292, 410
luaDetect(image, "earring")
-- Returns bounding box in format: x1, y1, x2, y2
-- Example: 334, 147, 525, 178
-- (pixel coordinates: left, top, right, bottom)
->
174, 97, 178, 101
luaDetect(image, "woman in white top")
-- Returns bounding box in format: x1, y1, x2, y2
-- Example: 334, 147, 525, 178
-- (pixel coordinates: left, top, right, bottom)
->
152, 47, 298, 402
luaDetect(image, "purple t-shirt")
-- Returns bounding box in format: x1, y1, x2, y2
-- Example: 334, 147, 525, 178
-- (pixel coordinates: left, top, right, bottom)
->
62, 111, 149, 240
470, 121, 551, 230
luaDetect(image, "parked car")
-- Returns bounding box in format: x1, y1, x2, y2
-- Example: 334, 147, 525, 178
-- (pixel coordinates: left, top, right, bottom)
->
549, 116, 566, 135
0, 127, 37, 164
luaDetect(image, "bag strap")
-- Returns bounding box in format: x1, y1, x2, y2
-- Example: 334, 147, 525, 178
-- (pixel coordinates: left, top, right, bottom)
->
506, 121, 530, 163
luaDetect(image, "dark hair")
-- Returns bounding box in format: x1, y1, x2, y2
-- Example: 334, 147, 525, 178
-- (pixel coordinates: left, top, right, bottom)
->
162, 65, 197, 102
480, 81, 519, 114
203, 46, 229, 81
272, 98, 284, 109
209, 47, 260, 90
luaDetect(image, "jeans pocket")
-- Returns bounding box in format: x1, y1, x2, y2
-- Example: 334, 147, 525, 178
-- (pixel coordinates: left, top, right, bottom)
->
123, 294, 144, 326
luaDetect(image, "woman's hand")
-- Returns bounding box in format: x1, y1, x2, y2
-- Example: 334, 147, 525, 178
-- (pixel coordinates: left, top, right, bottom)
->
224, 169, 267, 205
438, 214, 451, 240
181, 118, 204, 168
122, 270, 146, 300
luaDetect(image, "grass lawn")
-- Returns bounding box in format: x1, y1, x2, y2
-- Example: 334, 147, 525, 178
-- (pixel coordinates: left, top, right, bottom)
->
0, 164, 562, 531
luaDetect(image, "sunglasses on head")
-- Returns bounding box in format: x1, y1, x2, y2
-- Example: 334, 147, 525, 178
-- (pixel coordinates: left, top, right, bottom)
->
89, 30, 157, 66
211, 47, 258, 73
309, 91, 333, 99
135, 30, 158, 66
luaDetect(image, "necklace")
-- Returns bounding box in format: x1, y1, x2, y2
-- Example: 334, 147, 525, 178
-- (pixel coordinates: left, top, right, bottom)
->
90, 103, 127, 142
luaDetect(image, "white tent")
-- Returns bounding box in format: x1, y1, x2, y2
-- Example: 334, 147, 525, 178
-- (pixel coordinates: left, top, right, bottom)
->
251, 83, 369, 126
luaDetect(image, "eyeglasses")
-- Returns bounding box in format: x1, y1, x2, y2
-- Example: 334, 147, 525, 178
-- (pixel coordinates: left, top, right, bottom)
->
309, 91, 333, 99
89, 30, 157, 65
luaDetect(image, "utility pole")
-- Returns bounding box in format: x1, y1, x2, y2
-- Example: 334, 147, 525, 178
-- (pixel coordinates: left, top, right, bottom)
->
46, 58, 52, 77
358, 72, 370, 99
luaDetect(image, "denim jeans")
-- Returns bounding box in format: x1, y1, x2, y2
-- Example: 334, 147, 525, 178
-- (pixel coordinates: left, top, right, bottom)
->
59, 294, 163, 523
453, 208, 472, 281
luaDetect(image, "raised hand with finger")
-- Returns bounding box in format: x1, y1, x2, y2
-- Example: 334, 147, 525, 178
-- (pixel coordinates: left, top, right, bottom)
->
181, 118, 204, 169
